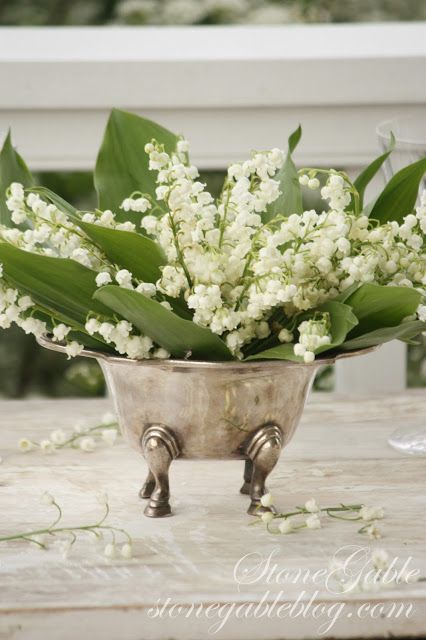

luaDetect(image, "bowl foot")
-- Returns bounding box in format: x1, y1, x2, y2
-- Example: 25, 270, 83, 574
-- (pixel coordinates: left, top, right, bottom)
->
239, 459, 253, 495
144, 501, 172, 518
247, 503, 277, 516
141, 424, 180, 518
239, 481, 251, 495
244, 424, 282, 516
139, 471, 155, 499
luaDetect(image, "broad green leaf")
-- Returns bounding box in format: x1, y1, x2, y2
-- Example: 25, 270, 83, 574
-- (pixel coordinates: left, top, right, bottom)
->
317, 300, 359, 346
245, 342, 301, 363
345, 283, 422, 338
333, 283, 361, 303
30, 186, 191, 319
32, 185, 78, 219
79, 223, 165, 284
288, 125, 302, 154
0, 132, 33, 226
33, 312, 112, 353
20, 307, 111, 353
94, 109, 179, 222
245, 301, 358, 361
94, 285, 232, 361
367, 156, 426, 223
352, 133, 395, 210
264, 125, 303, 223
32, 186, 166, 283
342, 320, 426, 351
76, 222, 190, 319
0, 243, 111, 329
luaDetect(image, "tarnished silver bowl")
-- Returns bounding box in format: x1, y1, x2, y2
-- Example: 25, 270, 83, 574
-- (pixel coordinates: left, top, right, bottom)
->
38, 336, 373, 518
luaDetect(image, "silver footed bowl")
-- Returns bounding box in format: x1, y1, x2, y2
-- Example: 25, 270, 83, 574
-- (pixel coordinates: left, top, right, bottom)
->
38, 336, 374, 518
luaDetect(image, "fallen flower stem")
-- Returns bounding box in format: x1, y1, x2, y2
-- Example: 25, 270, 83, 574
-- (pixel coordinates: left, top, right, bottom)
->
18, 415, 120, 454
56, 422, 118, 449
253, 497, 384, 538
274, 504, 363, 520
0, 496, 133, 558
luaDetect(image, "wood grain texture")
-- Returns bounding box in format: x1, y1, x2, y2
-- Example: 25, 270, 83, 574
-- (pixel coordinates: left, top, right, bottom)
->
0, 392, 425, 639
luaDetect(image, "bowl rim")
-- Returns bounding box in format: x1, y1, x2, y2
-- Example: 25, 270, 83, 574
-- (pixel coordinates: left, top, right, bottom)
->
37, 334, 377, 370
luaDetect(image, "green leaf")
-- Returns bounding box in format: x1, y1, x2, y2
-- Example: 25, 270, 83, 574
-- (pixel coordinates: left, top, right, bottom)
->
76, 221, 190, 318
288, 125, 302, 154
94, 109, 179, 222
0, 243, 111, 329
317, 300, 359, 347
345, 283, 422, 338
28, 186, 191, 319
80, 223, 166, 284
32, 186, 78, 219
367, 156, 426, 223
342, 320, 426, 351
245, 301, 358, 361
22, 307, 113, 352
245, 342, 300, 363
333, 283, 361, 303
32, 185, 166, 283
263, 125, 303, 223
94, 285, 232, 361
353, 133, 395, 209
0, 132, 33, 226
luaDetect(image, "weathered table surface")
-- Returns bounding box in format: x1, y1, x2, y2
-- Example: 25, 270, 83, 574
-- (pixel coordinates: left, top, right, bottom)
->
0, 392, 425, 640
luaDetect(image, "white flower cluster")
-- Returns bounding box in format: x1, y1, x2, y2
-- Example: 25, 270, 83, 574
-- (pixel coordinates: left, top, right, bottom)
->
321, 174, 352, 210
0, 278, 49, 337
142, 139, 286, 355
1, 183, 170, 359
80, 209, 136, 233
2, 182, 142, 271
84, 315, 169, 360
0, 281, 35, 328
120, 194, 151, 213
0, 276, 87, 359
140, 141, 425, 359
293, 314, 331, 363
95, 267, 157, 299
3, 183, 104, 269
2, 140, 425, 363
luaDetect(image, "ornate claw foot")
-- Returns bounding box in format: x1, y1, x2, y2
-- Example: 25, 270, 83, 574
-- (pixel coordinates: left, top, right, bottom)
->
141, 425, 179, 518
240, 459, 253, 495
244, 424, 282, 516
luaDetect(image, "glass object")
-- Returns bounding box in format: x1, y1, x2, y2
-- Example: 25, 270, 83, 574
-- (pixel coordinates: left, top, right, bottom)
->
377, 114, 426, 186
388, 427, 426, 456
377, 114, 426, 456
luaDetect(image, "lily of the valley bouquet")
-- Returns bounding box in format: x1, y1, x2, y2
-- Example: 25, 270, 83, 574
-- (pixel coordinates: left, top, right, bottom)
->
0, 110, 425, 363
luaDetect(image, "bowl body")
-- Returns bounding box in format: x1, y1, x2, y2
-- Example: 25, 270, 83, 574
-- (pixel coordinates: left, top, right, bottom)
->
37, 336, 375, 461
37, 337, 375, 516
98, 357, 319, 459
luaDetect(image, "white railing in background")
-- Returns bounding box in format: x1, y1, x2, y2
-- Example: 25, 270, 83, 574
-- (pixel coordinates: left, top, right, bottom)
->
1, 23, 426, 393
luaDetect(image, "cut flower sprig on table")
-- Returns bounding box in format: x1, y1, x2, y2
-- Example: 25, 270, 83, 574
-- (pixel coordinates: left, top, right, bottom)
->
17, 412, 119, 454
0, 491, 133, 560
256, 494, 385, 539
0, 110, 425, 363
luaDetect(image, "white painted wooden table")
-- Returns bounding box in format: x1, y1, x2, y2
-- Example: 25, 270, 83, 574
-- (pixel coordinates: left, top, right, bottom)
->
0, 392, 425, 640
